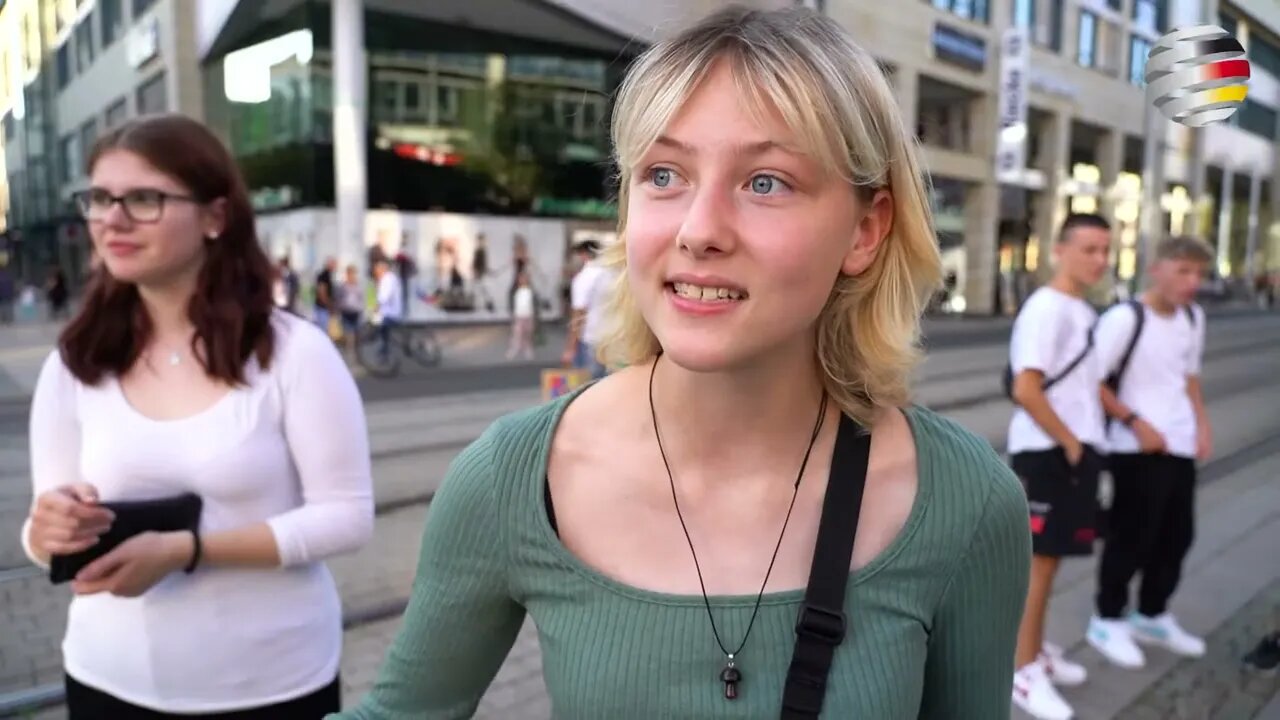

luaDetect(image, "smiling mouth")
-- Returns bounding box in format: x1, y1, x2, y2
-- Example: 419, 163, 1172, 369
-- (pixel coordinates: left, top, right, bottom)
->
666, 282, 748, 302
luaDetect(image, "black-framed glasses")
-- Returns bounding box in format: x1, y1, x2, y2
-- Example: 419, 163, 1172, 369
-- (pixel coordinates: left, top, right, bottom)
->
73, 188, 200, 224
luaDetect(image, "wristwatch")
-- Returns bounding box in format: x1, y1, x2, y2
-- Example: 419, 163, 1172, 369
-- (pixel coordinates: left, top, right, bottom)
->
1121, 412, 1139, 427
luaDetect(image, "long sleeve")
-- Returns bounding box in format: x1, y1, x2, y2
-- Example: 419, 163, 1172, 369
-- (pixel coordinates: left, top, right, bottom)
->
22, 351, 82, 568
917, 465, 1031, 719
329, 423, 526, 720
267, 320, 375, 566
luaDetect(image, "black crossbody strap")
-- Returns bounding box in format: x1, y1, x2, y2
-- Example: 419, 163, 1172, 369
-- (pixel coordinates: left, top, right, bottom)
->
780, 412, 871, 719
1109, 300, 1146, 392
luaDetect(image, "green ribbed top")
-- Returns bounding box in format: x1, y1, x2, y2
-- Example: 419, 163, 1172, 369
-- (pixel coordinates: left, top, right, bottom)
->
330, 394, 1030, 720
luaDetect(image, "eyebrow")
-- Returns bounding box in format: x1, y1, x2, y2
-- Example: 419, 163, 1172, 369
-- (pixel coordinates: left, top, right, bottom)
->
652, 135, 800, 159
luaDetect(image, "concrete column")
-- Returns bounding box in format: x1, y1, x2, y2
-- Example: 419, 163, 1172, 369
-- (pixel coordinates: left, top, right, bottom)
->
964, 181, 1000, 315
332, 0, 367, 272
1135, 104, 1165, 290
1216, 165, 1234, 277
1097, 128, 1125, 227
963, 92, 1000, 315
1245, 169, 1262, 281
894, 68, 919, 143
1031, 111, 1071, 283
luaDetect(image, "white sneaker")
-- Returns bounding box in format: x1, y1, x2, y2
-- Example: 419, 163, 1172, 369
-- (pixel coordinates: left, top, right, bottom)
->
1040, 642, 1088, 686
1129, 612, 1207, 658
1012, 661, 1074, 720
1087, 616, 1146, 669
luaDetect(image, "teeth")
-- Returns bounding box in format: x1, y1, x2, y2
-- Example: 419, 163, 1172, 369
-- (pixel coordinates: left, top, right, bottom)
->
671, 282, 744, 302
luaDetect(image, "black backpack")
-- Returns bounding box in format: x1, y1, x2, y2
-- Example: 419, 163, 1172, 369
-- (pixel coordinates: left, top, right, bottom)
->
1103, 300, 1197, 395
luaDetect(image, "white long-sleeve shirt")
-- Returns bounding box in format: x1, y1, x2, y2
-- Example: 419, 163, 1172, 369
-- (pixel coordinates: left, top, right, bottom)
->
22, 310, 374, 713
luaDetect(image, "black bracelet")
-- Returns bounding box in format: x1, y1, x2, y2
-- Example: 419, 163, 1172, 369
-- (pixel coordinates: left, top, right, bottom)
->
1122, 412, 1139, 427
183, 528, 202, 574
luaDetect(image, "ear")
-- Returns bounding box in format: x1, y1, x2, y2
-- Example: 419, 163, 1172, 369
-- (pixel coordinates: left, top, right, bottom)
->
202, 198, 228, 240
840, 188, 894, 276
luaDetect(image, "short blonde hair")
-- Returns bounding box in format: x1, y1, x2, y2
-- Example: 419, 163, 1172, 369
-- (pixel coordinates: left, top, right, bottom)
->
595, 5, 942, 424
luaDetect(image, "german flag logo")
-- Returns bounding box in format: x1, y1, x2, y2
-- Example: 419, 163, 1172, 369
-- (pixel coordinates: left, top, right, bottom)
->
1145, 25, 1250, 128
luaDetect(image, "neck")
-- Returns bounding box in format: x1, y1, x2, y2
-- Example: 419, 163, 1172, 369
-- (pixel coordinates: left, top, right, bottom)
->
648, 341, 828, 477
1049, 272, 1089, 298
1141, 289, 1177, 315
136, 276, 197, 346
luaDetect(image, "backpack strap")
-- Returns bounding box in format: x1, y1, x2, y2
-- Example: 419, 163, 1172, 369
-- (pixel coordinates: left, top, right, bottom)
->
780, 413, 871, 719
1042, 315, 1096, 393
1105, 300, 1146, 393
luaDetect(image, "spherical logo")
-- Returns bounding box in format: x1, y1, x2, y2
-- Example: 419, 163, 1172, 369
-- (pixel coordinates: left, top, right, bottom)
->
1145, 24, 1250, 127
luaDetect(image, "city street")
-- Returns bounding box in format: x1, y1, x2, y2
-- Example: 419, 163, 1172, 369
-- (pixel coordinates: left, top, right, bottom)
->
1, 309, 1279, 719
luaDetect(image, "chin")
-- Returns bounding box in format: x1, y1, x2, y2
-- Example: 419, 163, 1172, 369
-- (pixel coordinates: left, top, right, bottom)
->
655, 334, 748, 374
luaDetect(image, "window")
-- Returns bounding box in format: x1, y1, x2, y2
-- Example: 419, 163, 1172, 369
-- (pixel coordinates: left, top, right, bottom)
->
1235, 99, 1278, 140
1013, 0, 1062, 51
75, 13, 95, 74
1129, 35, 1151, 86
80, 119, 98, 161
1251, 36, 1280, 80
1105, 0, 1121, 9
56, 44, 72, 89
60, 134, 79, 183
1078, 11, 1097, 67
929, 0, 990, 24
916, 78, 975, 152
101, 0, 123, 48
105, 97, 128, 128
132, 0, 157, 17
1132, 0, 1164, 34
137, 71, 167, 115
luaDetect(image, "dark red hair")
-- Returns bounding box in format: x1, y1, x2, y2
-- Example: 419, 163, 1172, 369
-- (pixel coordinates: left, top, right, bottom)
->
59, 113, 276, 385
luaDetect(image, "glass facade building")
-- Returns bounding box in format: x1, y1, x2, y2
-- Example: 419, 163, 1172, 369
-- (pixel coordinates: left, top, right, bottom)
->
202, 3, 628, 220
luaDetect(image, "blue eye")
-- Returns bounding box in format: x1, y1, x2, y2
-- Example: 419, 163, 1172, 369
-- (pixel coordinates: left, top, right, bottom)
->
750, 174, 788, 195
650, 168, 673, 188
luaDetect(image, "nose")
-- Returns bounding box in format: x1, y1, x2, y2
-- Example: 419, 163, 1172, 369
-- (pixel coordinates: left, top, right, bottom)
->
99, 200, 133, 228
675, 184, 737, 259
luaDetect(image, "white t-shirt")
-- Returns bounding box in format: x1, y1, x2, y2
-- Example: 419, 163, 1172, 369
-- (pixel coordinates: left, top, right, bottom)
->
22, 311, 374, 713
377, 272, 403, 321
571, 262, 611, 345
1006, 286, 1107, 454
513, 286, 535, 319
1096, 301, 1205, 458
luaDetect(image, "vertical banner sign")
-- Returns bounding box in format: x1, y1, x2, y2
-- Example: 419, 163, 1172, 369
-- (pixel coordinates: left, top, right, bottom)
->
996, 27, 1031, 185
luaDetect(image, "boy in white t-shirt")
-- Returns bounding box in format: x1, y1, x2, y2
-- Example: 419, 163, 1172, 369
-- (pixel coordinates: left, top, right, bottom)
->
1007, 214, 1112, 720
1086, 236, 1214, 670
562, 239, 611, 379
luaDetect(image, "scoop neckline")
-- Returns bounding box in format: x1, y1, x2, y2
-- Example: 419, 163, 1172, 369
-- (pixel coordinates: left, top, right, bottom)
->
110, 373, 240, 425
528, 383, 935, 608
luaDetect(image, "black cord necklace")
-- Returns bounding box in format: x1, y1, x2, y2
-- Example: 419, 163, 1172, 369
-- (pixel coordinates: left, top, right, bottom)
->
647, 354, 829, 701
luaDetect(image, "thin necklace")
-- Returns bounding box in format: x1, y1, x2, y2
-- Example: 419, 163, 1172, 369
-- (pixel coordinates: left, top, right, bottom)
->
647, 354, 829, 701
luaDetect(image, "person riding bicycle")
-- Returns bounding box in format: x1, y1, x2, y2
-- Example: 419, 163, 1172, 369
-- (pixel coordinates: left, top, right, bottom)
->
373, 258, 403, 363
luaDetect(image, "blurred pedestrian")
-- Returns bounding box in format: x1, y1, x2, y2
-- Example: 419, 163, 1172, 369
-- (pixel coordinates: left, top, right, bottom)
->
560, 238, 609, 379
507, 270, 535, 361
0, 259, 14, 324
314, 256, 338, 334
47, 265, 69, 320
1088, 236, 1215, 669
24, 114, 373, 719
337, 263, 364, 353
372, 257, 403, 362
1006, 213, 1112, 720
335, 7, 1027, 719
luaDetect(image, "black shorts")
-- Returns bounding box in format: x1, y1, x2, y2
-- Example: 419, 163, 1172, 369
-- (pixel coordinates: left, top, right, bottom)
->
1011, 445, 1104, 558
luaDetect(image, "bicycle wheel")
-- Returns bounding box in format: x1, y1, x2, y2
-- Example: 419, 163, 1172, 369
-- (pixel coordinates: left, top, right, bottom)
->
355, 324, 402, 377
407, 328, 443, 367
